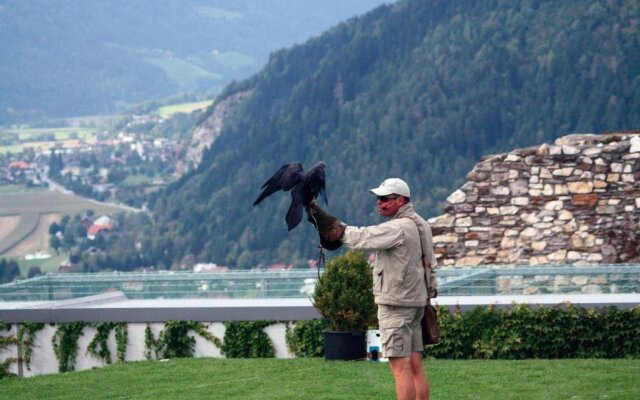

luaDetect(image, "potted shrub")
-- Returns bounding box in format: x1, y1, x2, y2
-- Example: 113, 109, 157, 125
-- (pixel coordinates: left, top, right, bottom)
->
312, 250, 376, 360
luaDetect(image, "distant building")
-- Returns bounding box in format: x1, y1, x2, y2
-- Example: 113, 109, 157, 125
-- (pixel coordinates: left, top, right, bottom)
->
87, 215, 118, 240
58, 259, 81, 273
193, 263, 229, 273
93, 215, 117, 227
267, 263, 292, 271
8, 160, 29, 170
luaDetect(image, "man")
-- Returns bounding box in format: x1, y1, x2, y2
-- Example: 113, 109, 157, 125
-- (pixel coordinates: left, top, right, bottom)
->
307, 178, 438, 400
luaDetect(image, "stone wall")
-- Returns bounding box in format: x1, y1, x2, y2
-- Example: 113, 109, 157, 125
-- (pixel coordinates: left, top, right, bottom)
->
430, 132, 640, 267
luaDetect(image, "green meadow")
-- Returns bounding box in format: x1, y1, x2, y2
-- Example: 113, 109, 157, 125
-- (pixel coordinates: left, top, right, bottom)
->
156, 99, 214, 117
1, 127, 95, 154
5, 127, 92, 141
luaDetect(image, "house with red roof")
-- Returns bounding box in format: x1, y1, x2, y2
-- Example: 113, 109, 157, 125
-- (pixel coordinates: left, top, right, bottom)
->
8, 160, 29, 170
87, 215, 118, 240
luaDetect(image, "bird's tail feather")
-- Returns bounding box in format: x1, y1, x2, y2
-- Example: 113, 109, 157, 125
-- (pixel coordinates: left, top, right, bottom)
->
286, 201, 303, 231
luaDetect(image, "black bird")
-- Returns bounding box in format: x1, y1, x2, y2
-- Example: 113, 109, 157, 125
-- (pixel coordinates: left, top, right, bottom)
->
253, 161, 327, 230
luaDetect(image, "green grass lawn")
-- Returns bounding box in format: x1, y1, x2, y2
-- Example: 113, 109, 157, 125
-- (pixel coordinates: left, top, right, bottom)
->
0, 184, 46, 194
156, 99, 214, 117
121, 173, 156, 186
7, 127, 92, 141
0, 127, 95, 154
1, 358, 638, 400
0, 143, 25, 154
13, 253, 68, 275
5, 127, 92, 141
212, 51, 257, 68
145, 56, 223, 89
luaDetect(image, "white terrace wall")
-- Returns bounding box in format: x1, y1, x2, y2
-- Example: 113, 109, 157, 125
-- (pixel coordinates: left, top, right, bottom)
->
430, 133, 640, 267
0, 322, 291, 377
2, 293, 638, 377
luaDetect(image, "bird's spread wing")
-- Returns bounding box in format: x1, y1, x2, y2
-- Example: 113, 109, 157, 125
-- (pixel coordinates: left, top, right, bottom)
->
253, 163, 304, 205
304, 161, 327, 205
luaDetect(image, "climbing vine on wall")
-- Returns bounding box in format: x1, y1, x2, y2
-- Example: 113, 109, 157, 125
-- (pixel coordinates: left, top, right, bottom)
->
52, 322, 87, 372
285, 319, 326, 357
0, 321, 16, 379
144, 324, 158, 360
115, 323, 128, 362
17, 321, 45, 370
222, 321, 276, 358
145, 321, 221, 360
87, 322, 128, 364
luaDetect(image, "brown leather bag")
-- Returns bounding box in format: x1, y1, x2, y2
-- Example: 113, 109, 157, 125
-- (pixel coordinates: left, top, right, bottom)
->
407, 217, 441, 345
420, 254, 440, 345
421, 298, 440, 345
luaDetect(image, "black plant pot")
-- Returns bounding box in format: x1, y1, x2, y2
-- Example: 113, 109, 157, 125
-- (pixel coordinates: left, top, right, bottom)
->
323, 330, 366, 361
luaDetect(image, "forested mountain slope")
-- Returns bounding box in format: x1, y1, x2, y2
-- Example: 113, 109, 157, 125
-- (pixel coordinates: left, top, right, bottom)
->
0, 0, 388, 123
151, 0, 640, 268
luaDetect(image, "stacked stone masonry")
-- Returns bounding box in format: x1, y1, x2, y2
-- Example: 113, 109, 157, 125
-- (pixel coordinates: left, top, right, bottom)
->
429, 132, 640, 267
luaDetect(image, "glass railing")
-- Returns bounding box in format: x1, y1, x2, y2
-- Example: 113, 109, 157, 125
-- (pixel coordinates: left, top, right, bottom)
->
1, 264, 638, 302
437, 264, 640, 296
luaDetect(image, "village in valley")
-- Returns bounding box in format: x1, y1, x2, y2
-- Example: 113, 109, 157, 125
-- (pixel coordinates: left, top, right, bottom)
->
0, 113, 187, 210
0, 106, 204, 278
0, 102, 316, 279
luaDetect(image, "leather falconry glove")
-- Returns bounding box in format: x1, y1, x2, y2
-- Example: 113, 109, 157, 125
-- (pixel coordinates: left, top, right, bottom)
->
306, 202, 345, 250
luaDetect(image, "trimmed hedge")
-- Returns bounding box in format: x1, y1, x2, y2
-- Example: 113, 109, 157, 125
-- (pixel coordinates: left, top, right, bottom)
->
287, 305, 640, 359
429, 304, 640, 359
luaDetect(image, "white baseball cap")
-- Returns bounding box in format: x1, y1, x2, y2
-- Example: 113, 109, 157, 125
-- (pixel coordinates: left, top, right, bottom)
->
370, 178, 410, 198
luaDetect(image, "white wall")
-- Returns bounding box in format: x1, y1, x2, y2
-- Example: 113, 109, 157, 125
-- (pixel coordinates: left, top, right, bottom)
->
2, 322, 293, 378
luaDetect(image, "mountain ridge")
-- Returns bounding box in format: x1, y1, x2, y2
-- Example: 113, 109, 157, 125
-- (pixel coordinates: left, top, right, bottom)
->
0, 0, 390, 124
146, 0, 640, 268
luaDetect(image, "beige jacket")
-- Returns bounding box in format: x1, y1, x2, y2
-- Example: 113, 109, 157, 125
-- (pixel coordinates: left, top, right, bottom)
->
342, 203, 438, 307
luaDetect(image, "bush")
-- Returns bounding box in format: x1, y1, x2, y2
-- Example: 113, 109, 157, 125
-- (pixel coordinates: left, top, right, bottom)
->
286, 305, 640, 359
312, 251, 376, 332
286, 319, 327, 357
222, 321, 275, 358
427, 304, 640, 359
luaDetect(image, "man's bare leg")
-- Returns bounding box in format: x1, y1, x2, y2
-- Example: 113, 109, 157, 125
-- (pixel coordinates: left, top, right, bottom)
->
389, 356, 415, 400
410, 351, 429, 400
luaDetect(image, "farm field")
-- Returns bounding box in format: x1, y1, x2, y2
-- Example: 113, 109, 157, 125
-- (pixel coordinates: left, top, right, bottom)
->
0, 144, 23, 154
5, 126, 93, 140
3, 213, 61, 257
157, 99, 214, 117
0, 190, 133, 258
0, 127, 96, 154
0, 215, 20, 242
0, 185, 46, 194
0, 139, 94, 155
0, 212, 39, 255
0, 190, 127, 216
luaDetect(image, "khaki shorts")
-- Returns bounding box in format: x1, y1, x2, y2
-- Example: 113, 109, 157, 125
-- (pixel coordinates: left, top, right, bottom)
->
378, 304, 424, 358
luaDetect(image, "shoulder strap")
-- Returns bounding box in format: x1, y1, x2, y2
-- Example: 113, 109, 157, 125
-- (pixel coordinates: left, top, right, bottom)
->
403, 216, 436, 299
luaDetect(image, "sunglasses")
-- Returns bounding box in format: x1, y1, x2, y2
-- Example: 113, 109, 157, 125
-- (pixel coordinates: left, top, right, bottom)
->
377, 195, 400, 202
